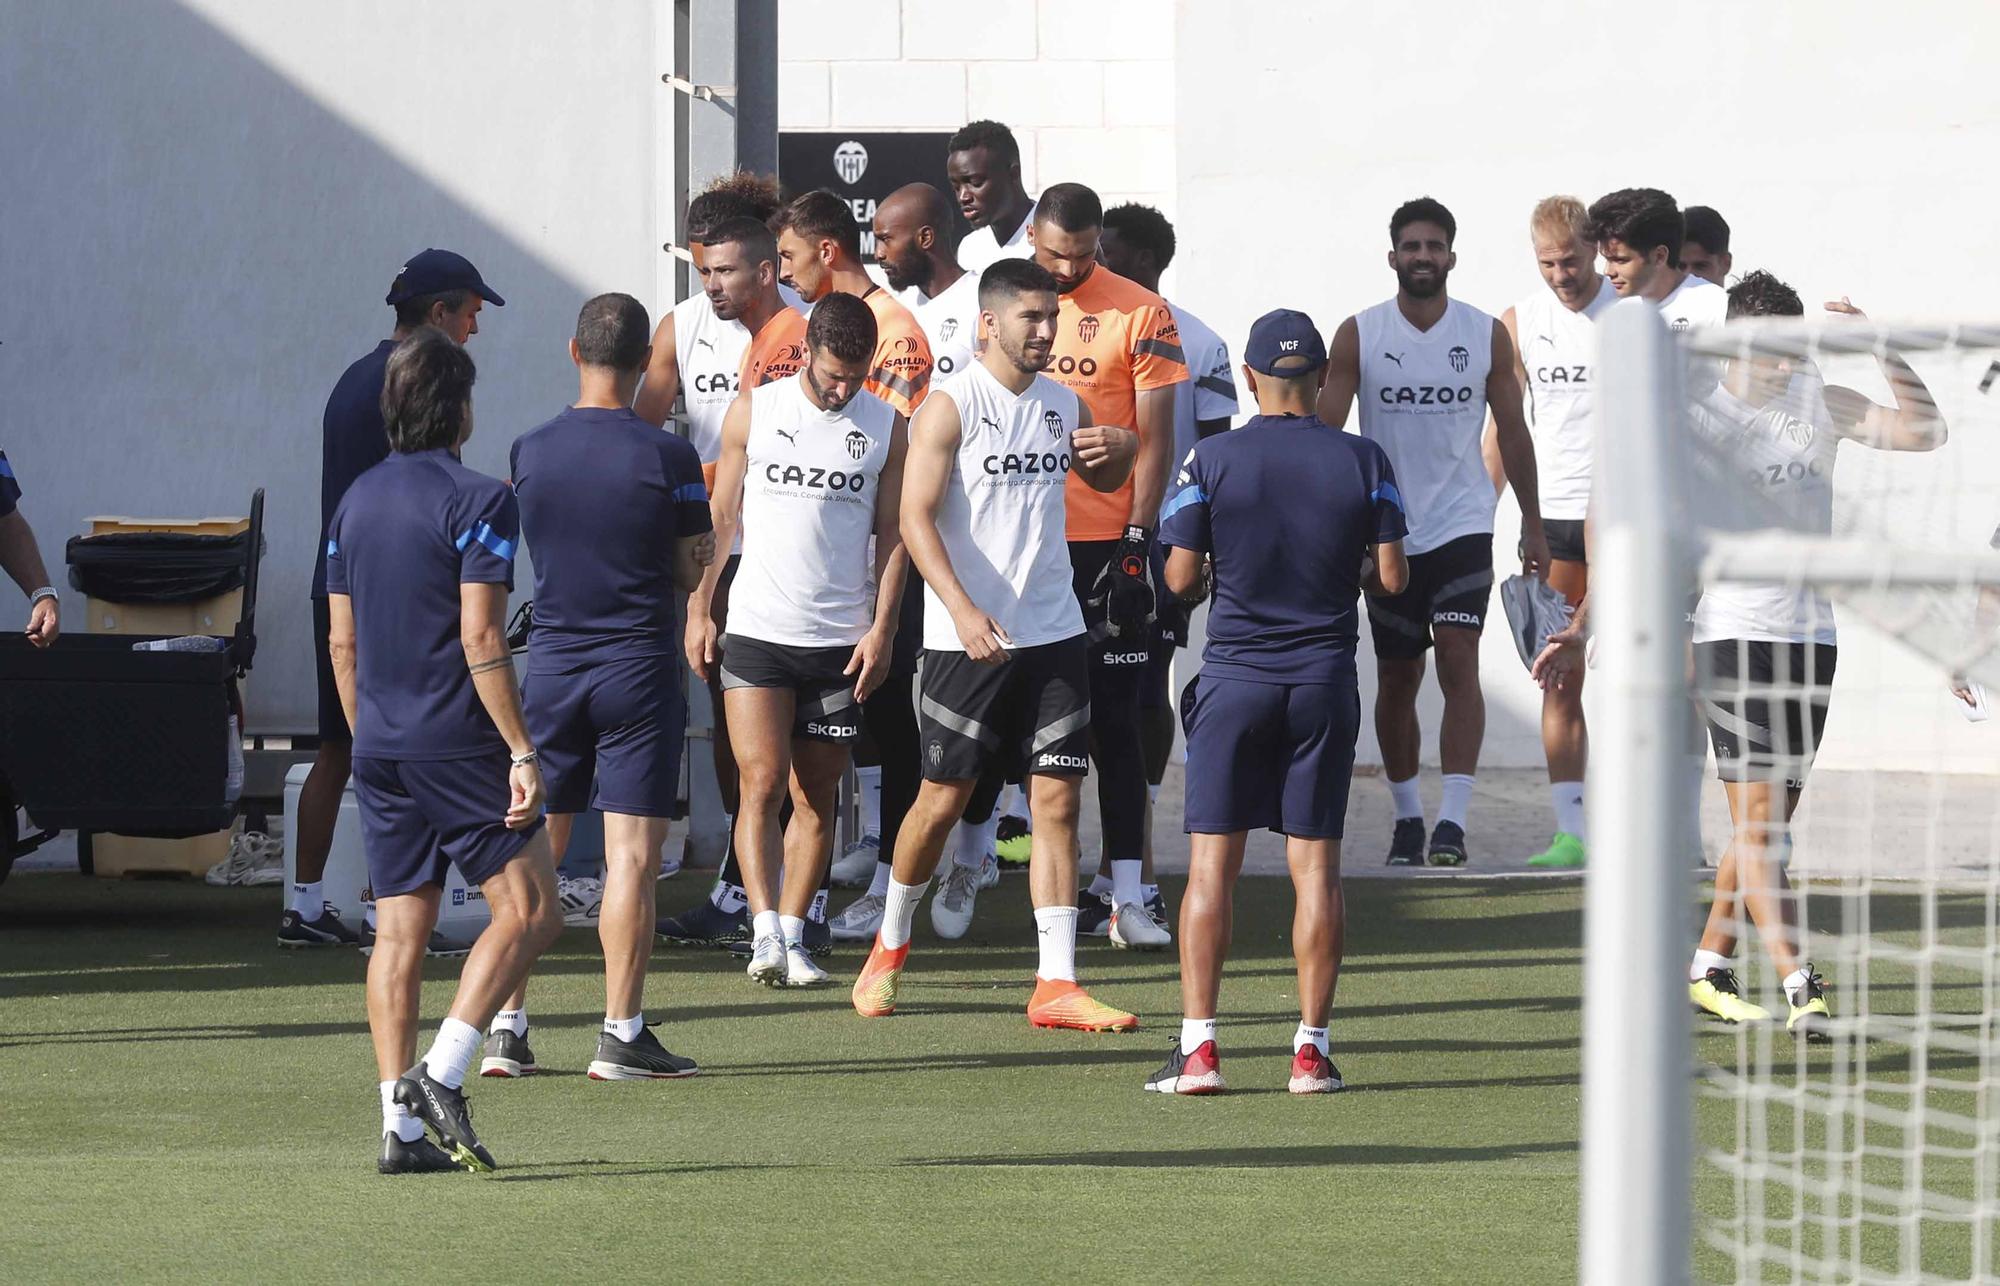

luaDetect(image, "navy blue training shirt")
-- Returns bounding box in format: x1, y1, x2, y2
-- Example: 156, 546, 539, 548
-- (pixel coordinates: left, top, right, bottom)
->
313, 339, 397, 596
0, 449, 19, 518
1159, 413, 1407, 684
324, 449, 519, 760
509, 406, 712, 673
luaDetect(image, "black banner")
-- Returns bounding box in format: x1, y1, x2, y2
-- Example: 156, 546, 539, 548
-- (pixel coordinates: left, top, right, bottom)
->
779, 131, 968, 262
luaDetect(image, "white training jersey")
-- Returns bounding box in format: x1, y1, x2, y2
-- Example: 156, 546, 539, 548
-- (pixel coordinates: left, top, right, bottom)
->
1514, 276, 1616, 522
728, 375, 898, 649
1168, 300, 1238, 460
1353, 297, 1497, 556
922, 361, 1086, 651
915, 271, 981, 388
957, 197, 1038, 275
1658, 272, 1730, 399
1689, 369, 1838, 646
672, 284, 809, 463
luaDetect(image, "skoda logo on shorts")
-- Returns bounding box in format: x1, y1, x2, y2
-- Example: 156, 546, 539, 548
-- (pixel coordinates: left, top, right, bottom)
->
939, 318, 959, 342
1448, 345, 1470, 373
1044, 409, 1065, 439
833, 140, 869, 185
927, 739, 943, 769
844, 429, 869, 461
1077, 314, 1100, 343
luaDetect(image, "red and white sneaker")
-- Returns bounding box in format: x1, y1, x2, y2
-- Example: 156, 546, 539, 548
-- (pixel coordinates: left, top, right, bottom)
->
1287, 1044, 1345, 1094
1143, 1040, 1225, 1095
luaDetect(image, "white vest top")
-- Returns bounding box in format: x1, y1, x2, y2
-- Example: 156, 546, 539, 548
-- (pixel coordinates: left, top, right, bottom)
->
728, 376, 897, 648
915, 270, 981, 388
1515, 276, 1615, 521
957, 198, 1038, 274
1354, 297, 1496, 555
923, 362, 1086, 651
672, 293, 752, 465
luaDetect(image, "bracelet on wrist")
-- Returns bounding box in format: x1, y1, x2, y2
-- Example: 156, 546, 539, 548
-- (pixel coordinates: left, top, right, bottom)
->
510, 749, 539, 767
30, 586, 57, 605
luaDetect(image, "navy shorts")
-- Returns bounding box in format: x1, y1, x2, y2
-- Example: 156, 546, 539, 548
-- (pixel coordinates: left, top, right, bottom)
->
719, 634, 861, 743
1181, 672, 1361, 839
1367, 533, 1494, 659
312, 596, 351, 744
525, 655, 687, 818
351, 752, 544, 898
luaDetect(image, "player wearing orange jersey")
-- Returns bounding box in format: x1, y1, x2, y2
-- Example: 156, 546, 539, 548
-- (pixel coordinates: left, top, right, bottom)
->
1029, 182, 1187, 952
772, 190, 934, 416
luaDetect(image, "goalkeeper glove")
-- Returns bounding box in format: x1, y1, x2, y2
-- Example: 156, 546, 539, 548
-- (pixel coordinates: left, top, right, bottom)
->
1091, 525, 1157, 640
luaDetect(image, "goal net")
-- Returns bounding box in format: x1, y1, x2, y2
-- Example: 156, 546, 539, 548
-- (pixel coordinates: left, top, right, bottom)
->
1580, 301, 2000, 1285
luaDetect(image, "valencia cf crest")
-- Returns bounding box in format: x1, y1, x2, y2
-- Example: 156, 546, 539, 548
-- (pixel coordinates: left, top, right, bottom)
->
1448, 345, 1470, 373
833, 140, 869, 185
1078, 314, 1100, 343
1044, 409, 1065, 439
927, 739, 943, 769
845, 429, 869, 460
939, 318, 959, 342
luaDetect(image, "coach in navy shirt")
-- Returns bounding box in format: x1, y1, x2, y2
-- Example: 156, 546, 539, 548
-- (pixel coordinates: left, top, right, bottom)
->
291, 248, 504, 952
325, 327, 560, 1174
494, 293, 713, 1082
1147, 309, 1407, 1099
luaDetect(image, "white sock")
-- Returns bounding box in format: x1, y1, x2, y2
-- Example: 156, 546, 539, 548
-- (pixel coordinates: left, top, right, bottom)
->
867, 860, 893, 898
752, 908, 782, 943
488, 1008, 527, 1038
290, 880, 325, 918
1086, 873, 1113, 898
1388, 775, 1423, 821
1147, 782, 1160, 805
855, 765, 883, 837
1111, 859, 1143, 909
1294, 1022, 1330, 1055
953, 817, 996, 870
421, 1017, 482, 1091
380, 1079, 423, 1142
711, 879, 747, 913
603, 1013, 643, 1043
1783, 966, 1814, 1006
880, 877, 929, 950
998, 782, 1024, 818
1690, 948, 1731, 982
1034, 905, 1078, 982
1180, 1017, 1216, 1054
1438, 774, 1475, 829
1550, 782, 1586, 840
779, 914, 805, 948
1141, 882, 1160, 906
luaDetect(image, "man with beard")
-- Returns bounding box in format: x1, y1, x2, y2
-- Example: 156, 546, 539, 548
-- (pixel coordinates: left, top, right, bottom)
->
946, 120, 1037, 276
1318, 197, 1548, 867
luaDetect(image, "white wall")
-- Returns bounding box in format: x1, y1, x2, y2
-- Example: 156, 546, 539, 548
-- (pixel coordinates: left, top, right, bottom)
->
1175, 0, 2000, 771
0, 0, 663, 733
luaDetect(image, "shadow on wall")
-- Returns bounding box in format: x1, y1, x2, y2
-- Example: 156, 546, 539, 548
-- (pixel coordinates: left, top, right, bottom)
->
0, 0, 656, 731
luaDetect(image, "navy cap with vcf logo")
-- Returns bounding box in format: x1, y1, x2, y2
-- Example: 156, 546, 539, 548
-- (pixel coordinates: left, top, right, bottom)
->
1243, 308, 1325, 376
385, 248, 506, 307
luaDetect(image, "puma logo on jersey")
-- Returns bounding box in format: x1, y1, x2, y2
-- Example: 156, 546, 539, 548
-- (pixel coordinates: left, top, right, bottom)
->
695, 336, 715, 351
1383, 352, 1404, 367
775, 427, 799, 446
978, 414, 999, 434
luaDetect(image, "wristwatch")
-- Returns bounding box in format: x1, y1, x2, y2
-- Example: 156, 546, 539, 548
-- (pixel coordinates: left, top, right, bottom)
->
509, 749, 539, 767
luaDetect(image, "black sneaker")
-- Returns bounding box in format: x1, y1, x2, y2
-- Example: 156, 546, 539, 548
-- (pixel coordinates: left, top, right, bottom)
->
277, 908, 359, 947
1427, 821, 1469, 867
656, 898, 749, 948
378, 1130, 461, 1175
393, 1065, 496, 1172
587, 1025, 700, 1081
1077, 891, 1113, 937
1144, 889, 1170, 933
1385, 817, 1426, 866
358, 926, 475, 959
478, 1028, 537, 1079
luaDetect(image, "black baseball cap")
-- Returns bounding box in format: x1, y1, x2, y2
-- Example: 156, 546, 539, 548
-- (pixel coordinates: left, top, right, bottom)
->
1244, 308, 1325, 376
385, 249, 505, 307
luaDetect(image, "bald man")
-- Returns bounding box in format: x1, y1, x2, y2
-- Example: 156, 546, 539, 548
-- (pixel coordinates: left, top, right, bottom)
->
874, 184, 976, 382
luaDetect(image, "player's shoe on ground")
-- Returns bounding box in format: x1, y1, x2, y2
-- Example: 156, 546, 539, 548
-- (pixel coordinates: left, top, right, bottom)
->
588, 1026, 699, 1080
656, 899, 748, 948
557, 874, 603, 926
277, 908, 359, 948
393, 1066, 496, 1172
1786, 967, 1832, 1042
930, 860, 988, 940
783, 943, 832, 987
829, 891, 886, 941
1077, 891, 1113, 937
851, 940, 909, 1017
1385, 816, 1426, 866
478, 1029, 537, 1078
829, 833, 881, 888
358, 927, 474, 958
1027, 978, 1137, 1032
378, 1130, 461, 1175
977, 850, 1001, 890
1109, 901, 1171, 950
658, 853, 683, 881
994, 814, 1032, 867
1145, 889, 1170, 933
746, 934, 787, 987
1689, 967, 1770, 1024
1143, 1040, 1225, 1095
1427, 821, 1469, 867
1287, 1045, 1345, 1094
1526, 832, 1587, 869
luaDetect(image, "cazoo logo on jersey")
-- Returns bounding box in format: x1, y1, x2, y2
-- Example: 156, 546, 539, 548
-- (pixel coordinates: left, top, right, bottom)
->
765, 463, 869, 493
1380, 384, 1476, 406
692, 369, 739, 396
